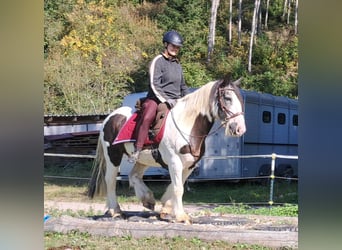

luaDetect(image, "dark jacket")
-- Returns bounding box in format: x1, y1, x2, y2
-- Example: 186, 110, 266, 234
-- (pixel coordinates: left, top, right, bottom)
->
147, 53, 189, 103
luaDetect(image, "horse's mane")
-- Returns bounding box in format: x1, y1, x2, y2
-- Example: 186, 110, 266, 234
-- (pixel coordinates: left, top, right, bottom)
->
177, 80, 219, 124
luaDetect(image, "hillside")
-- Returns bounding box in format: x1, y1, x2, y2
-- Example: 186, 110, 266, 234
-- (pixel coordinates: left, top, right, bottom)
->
44, 0, 298, 115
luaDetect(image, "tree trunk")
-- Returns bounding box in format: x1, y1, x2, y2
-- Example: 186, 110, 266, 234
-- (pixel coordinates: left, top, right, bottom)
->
208, 0, 220, 62
265, 0, 270, 29
238, 0, 242, 46
294, 0, 298, 34
257, 0, 262, 35
287, 0, 291, 24
229, 0, 233, 45
248, 0, 261, 72
282, 0, 288, 21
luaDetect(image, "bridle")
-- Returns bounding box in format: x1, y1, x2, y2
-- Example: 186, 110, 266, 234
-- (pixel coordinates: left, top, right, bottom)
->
169, 83, 245, 157
218, 86, 244, 124
170, 84, 244, 140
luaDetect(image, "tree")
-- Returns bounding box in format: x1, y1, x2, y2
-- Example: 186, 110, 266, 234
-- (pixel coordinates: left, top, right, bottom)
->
265, 0, 270, 29
44, 0, 299, 115
286, 0, 291, 24
44, 0, 160, 114
228, 0, 233, 45
294, 0, 298, 34
248, 0, 261, 72
208, 0, 220, 62
282, 0, 288, 21
238, 0, 242, 45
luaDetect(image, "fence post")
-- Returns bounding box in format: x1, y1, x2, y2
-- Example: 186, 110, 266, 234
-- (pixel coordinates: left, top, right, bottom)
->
268, 153, 276, 206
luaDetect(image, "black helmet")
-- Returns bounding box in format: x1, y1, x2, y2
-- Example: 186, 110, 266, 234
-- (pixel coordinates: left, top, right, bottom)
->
162, 30, 183, 47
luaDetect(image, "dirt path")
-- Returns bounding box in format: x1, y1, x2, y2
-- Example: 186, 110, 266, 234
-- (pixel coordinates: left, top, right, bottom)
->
44, 201, 298, 249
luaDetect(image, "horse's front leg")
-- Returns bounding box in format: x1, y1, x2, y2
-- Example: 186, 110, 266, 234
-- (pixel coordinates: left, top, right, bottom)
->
104, 163, 121, 217
129, 162, 155, 210
161, 156, 191, 224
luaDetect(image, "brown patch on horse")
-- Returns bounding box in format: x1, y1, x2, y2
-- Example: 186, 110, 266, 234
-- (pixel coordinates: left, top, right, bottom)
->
103, 114, 127, 143
103, 114, 127, 166
179, 113, 214, 162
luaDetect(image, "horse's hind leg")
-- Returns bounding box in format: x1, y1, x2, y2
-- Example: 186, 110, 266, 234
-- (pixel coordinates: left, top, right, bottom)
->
129, 162, 156, 210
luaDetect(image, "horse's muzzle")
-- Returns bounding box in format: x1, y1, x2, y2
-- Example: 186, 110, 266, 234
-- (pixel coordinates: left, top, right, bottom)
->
226, 122, 246, 136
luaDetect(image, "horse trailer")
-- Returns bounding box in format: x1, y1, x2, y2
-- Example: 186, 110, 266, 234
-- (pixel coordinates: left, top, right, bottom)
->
118, 89, 298, 181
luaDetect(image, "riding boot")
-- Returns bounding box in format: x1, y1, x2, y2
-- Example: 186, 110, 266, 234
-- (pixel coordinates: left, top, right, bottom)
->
128, 148, 141, 164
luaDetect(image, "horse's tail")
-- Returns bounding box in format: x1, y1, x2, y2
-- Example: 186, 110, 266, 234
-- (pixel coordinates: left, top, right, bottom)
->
88, 134, 107, 198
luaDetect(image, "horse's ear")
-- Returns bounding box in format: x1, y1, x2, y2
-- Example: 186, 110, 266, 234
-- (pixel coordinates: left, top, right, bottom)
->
232, 77, 243, 87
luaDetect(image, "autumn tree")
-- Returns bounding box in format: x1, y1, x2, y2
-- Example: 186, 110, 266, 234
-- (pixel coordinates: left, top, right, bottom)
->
44, 0, 160, 114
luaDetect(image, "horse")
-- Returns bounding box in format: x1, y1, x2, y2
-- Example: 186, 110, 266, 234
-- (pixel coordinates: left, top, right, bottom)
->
88, 76, 246, 224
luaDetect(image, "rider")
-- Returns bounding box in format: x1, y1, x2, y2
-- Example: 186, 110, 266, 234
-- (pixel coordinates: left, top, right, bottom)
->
129, 30, 190, 163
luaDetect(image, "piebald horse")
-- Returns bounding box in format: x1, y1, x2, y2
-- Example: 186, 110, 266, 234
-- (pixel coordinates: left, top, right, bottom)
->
88, 76, 246, 224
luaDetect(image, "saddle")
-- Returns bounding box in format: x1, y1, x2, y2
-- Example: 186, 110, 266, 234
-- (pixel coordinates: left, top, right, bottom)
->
112, 98, 169, 147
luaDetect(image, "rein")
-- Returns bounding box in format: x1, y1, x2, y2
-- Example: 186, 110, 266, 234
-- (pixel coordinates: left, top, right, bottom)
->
170, 109, 211, 158
170, 109, 224, 140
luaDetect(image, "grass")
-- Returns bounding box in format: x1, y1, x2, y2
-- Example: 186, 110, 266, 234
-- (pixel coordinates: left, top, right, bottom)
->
44, 180, 298, 211
213, 203, 298, 217
44, 161, 298, 249
44, 231, 281, 250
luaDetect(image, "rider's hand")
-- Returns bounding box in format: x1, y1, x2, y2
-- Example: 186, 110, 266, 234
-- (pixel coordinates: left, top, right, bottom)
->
166, 99, 176, 109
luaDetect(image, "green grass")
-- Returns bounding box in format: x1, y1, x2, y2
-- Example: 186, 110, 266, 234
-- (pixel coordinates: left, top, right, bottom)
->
213, 203, 298, 217
44, 231, 278, 250
183, 181, 298, 205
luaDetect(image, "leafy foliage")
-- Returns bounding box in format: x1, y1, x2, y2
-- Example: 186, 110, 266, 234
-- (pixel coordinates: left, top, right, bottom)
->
44, 0, 162, 114
44, 0, 298, 115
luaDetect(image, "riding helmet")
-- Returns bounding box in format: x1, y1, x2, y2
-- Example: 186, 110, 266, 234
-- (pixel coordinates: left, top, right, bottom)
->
162, 30, 183, 47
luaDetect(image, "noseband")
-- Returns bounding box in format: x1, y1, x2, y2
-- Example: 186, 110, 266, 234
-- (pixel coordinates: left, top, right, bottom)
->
218, 86, 244, 122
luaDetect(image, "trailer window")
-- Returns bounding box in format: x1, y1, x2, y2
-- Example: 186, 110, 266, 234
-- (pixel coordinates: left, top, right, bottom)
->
262, 111, 271, 123
277, 113, 286, 124
292, 114, 298, 126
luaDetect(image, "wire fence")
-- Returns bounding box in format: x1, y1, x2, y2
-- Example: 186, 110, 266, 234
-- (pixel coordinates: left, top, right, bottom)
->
44, 152, 298, 207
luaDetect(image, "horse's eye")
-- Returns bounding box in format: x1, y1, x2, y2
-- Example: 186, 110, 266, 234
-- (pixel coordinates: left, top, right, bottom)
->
225, 96, 232, 103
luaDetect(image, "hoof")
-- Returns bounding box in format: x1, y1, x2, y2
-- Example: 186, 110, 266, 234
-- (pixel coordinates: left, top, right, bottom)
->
159, 212, 192, 224
104, 209, 121, 218
159, 212, 173, 222
176, 214, 192, 225
142, 201, 155, 211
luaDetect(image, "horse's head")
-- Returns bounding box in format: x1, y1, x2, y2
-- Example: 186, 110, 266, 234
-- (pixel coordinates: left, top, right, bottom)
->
216, 76, 246, 137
